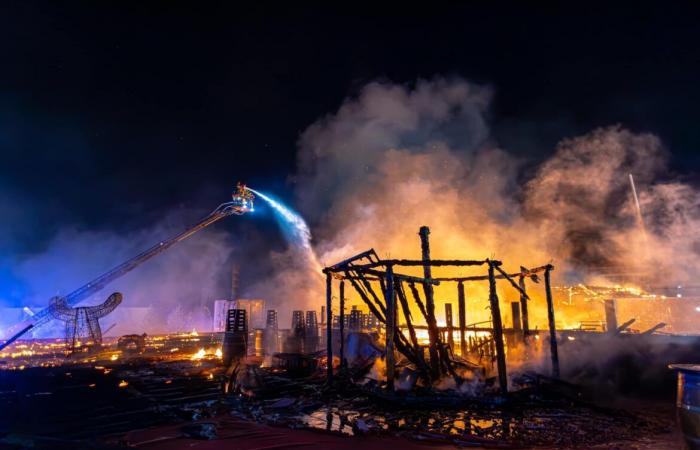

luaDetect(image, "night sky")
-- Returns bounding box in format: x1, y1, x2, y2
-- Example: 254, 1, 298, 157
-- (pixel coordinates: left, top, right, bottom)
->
1, 3, 700, 282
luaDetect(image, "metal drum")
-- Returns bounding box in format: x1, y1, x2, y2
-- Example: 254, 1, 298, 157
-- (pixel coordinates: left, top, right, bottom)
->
670, 364, 700, 449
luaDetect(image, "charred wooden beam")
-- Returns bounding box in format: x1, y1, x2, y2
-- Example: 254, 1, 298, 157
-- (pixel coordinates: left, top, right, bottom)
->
379, 276, 387, 300
458, 281, 467, 356
431, 265, 549, 282
339, 280, 346, 369
544, 265, 560, 378
616, 318, 636, 334
345, 270, 424, 373
511, 302, 522, 332
344, 271, 386, 323
326, 248, 379, 271
357, 272, 387, 317
488, 260, 508, 395
385, 265, 396, 391
393, 286, 433, 383
641, 322, 667, 335
363, 268, 441, 285
407, 281, 429, 321
445, 303, 455, 351
518, 275, 530, 338
331, 275, 382, 281
396, 281, 420, 352
493, 264, 531, 301
604, 299, 618, 334
325, 272, 333, 382
419, 226, 441, 378
340, 258, 492, 272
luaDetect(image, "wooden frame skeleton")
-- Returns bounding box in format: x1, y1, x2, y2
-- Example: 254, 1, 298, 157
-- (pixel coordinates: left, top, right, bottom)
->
323, 226, 558, 395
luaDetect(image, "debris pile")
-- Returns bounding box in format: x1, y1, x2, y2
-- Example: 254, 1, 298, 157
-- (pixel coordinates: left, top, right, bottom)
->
222, 367, 673, 448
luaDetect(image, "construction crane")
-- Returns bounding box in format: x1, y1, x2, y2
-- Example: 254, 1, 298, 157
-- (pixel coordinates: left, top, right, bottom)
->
0, 183, 255, 351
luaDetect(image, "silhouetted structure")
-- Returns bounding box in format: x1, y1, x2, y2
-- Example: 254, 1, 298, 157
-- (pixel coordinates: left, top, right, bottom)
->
323, 226, 555, 394
49, 292, 122, 354
118, 333, 147, 354
305, 311, 319, 352
263, 309, 279, 354
223, 309, 247, 366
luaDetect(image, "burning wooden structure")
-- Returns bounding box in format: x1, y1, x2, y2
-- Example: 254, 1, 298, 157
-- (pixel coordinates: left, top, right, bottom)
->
323, 226, 559, 394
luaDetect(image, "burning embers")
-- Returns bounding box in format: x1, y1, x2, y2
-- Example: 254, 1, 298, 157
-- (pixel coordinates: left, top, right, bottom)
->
323, 226, 558, 395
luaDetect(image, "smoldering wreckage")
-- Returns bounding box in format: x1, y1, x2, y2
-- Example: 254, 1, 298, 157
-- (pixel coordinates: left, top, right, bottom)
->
0, 185, 696, 449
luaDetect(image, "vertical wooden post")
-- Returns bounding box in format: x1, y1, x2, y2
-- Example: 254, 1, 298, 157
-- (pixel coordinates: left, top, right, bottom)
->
339, 280, 346, 369
458, 281, 467, 356
385, 265, 396, 391
604, 299, 617, 334
445, 303, 454, 351
518, 275, 530, 338
510, 301, 522, 348
544, 265, 560, 378
418, 226, 440, 378
511, 302, 522, 332
488, 261, 508, 395
325, 272, 333, 382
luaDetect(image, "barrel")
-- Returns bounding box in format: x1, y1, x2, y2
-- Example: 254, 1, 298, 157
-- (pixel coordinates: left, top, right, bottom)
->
670, 364, 700, 449
222, 331, 247, 366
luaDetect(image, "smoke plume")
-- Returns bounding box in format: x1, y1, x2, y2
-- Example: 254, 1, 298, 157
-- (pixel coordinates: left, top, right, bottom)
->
284, 77, 700, 329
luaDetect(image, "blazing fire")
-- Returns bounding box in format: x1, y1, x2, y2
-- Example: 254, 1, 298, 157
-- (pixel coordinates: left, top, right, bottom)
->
191, 348, 206, 360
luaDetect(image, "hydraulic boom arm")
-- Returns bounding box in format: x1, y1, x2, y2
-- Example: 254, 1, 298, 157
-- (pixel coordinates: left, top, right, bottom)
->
0, 184, 254, 351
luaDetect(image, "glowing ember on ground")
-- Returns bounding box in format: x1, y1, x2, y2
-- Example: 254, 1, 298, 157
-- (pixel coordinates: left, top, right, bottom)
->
118, 380, 128, 388
191, 348, 206, 360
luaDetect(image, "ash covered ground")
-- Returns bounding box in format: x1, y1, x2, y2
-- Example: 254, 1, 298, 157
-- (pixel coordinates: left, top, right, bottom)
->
0, 331, 684, 450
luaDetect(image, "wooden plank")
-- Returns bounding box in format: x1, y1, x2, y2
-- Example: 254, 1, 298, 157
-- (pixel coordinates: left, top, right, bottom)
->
445, 303, 455, 351
518, 275, 530, 338
511, 302, 522, 332
419, 226, 441, 378
488, 260, 508, 395
458, 281, 467, 356
385, 265, 396, 391
544, 265, 560, 378
339, 280, 346, 369
325, 272, 333, 382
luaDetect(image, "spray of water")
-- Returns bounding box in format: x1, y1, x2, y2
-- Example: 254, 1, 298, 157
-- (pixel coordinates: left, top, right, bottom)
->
245, 187, 323, 274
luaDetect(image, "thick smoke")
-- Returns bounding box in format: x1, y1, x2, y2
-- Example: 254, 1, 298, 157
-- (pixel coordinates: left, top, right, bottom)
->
284, 77, 700, 329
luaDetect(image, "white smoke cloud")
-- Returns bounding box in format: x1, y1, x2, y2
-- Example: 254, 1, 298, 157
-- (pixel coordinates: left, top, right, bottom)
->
282, 77, 700, 331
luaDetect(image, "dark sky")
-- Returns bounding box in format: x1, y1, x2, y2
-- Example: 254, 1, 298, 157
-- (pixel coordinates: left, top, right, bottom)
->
1, 2, 700, 256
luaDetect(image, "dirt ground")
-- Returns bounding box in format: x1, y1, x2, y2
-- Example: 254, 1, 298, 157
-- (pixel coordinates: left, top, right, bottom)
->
118, 415, 685, 450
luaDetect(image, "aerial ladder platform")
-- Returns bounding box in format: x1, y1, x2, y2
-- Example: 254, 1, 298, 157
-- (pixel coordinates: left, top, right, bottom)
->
0, 183, 255, 351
